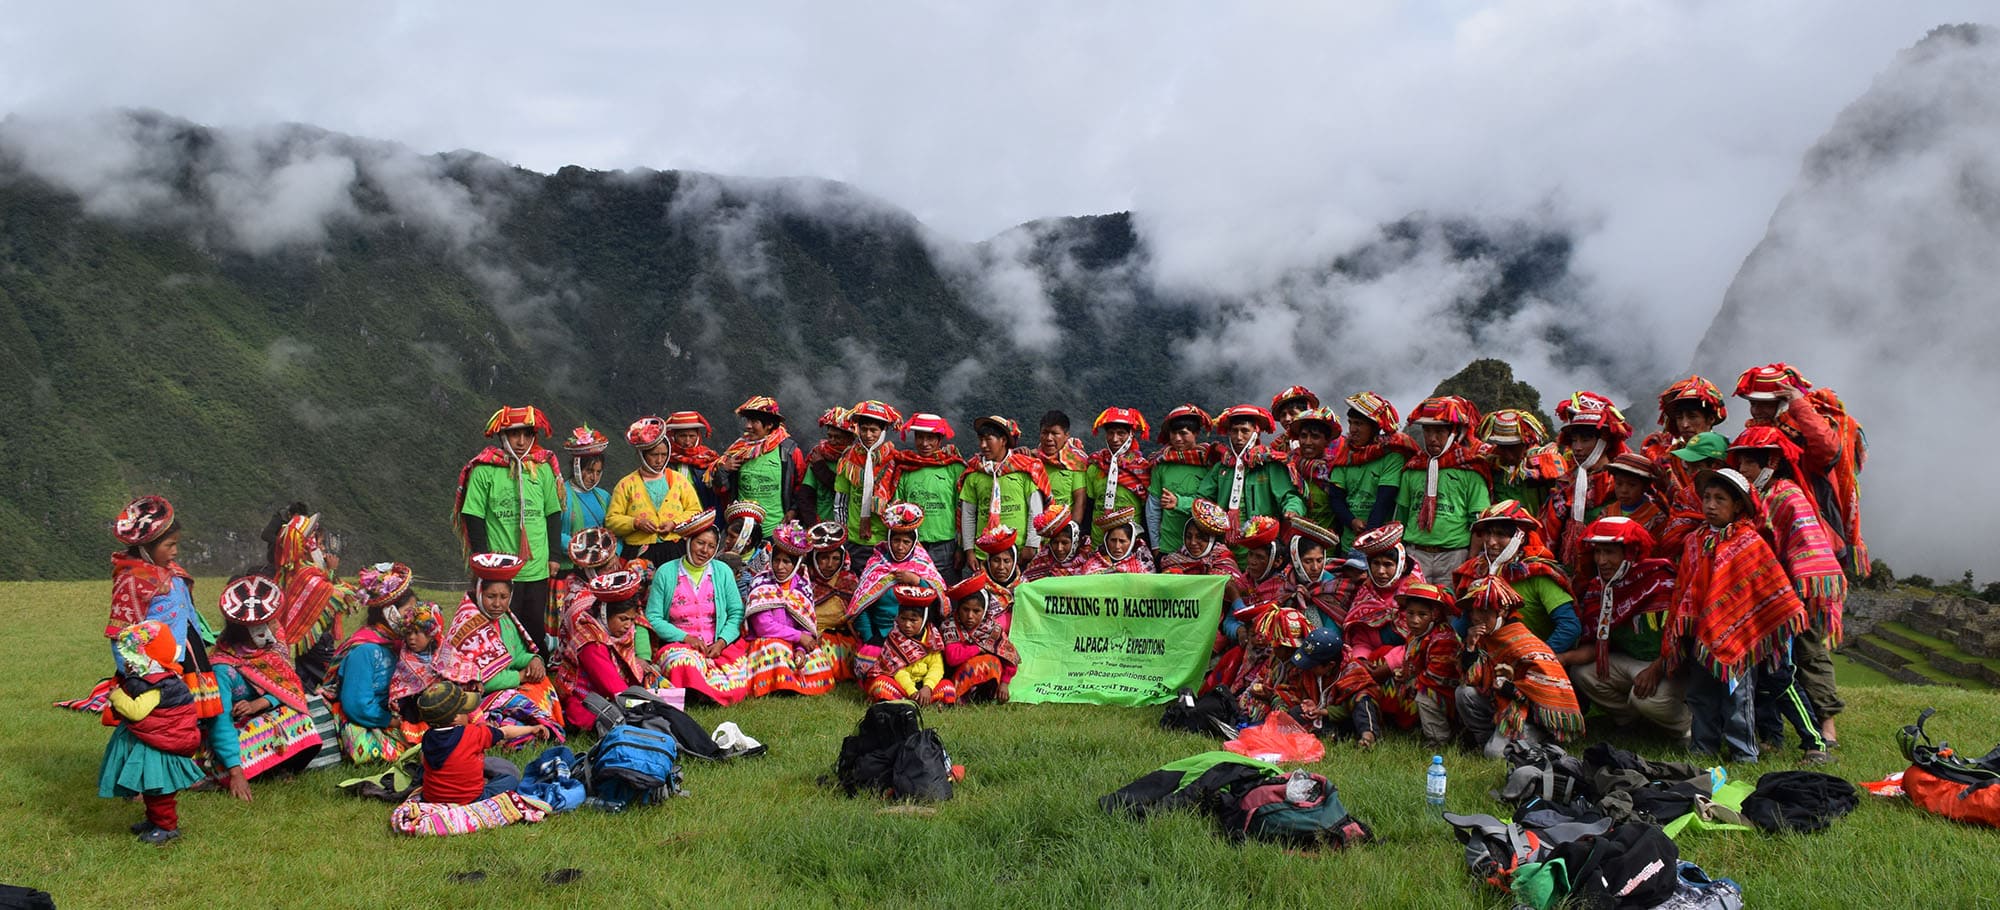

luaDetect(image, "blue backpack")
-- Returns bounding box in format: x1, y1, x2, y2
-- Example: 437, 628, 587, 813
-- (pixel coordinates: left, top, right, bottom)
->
584, 723, 682, 809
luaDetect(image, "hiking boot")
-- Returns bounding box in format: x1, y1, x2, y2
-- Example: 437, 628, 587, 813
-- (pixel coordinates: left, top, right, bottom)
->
137, 827, 180, 845
1799, 749, 1836, 766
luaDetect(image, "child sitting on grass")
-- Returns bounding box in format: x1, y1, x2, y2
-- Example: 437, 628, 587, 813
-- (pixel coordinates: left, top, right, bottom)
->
415, 681, 548, 805
1454, 576, 1585, 759
939, 574, 1020, 703
863, 589, 953, 706
99, 620, 206, 845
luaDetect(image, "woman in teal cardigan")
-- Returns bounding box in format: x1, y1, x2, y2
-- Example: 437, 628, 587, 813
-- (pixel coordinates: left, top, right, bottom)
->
643, 510, 751, 705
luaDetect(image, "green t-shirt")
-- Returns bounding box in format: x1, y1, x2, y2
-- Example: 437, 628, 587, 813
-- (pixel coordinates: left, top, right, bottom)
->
803, 466, 836, 525
1083, 465, 1146, 546
958, 468, 1039, 542
896, 464, 960, 543
1196, 461, 1303, 525
1508, 574, 1573, 646
738, 448, 785, 523
1393, 465, 1491, 550
836, 464, 887, 546
1492, 478, 1545, 515
460, 461, 563, 582
1148, 461, 1210, 554
1046, 464, 1088, 512
1330, 452, 1408, 547
1609, 610, 1666, 662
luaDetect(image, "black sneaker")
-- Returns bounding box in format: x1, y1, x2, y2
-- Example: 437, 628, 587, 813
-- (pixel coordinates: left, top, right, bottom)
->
137, 827, 180, 845
129, 820, 157, 834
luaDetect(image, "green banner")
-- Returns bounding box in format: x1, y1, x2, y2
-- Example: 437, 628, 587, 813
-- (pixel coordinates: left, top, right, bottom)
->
1009, 573, 1227, 706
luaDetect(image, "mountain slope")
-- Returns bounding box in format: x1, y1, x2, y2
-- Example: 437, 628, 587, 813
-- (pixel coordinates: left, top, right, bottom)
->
1, 111, 1599, 580
1691, 24, 2000, 576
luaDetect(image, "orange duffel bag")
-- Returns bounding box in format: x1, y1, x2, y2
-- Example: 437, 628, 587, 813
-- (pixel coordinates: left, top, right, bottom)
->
1897, 708, 2000, 828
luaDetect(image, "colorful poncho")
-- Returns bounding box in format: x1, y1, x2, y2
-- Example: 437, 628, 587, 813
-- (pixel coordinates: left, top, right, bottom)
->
1083, 540, 1156, 574
107, 552, 189, 638
1159, 544, 1249, 600
271, 522, 356, 654
1575, 558, 1675, 677
1807, 388, 1868, 574
212, 638, 313, 713
1213, 442, 1283, 522
1023, 534, 1096, 581
1468, 620, 1584, 739
873, 626, 945, 680
850, 543, 947, 619
1342, 562, 1424, 657
1667, 519, 1808, 683
1449, 535, 1574, 603
437, 597, 535, 685
1761, 479, 1848, 643
555, 599, 654, 700
937, 616, 1019, 666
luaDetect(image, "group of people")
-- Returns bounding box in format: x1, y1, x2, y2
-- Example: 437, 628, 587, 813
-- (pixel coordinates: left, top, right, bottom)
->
94, 362, 1868, 843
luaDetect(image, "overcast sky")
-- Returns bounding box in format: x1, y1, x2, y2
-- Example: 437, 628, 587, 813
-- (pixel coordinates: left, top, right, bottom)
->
3, 1, 1994, 572
4, 1, 1989, 373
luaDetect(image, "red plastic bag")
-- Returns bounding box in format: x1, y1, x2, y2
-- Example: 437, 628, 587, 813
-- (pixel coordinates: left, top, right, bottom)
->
1225, 713, 1325, 764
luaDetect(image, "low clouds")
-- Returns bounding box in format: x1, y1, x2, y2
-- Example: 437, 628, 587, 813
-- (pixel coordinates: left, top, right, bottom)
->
2, 3, 1997, 573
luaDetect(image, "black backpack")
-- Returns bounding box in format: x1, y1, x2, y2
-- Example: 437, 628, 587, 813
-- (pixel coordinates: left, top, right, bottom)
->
833, 701, 947, 799
1496, 740, 1591, 814
889, 728, 955, 802
1520, 823, 1680, 910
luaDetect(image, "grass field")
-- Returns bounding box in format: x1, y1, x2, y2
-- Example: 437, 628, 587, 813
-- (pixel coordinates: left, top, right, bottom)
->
5, 579, 2000, 910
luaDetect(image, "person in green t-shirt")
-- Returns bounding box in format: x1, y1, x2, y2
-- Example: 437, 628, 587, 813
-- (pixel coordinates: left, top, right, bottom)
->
1033, 410, 1091, 518
713, 396, 808, 528
1282, 405, 1341, 531
455, 405, 566, 653
835, 400, 904, 571
957, 415, 1050, 568
1395, 396, 1491, 582
1561, 516, 1688, 738
802, 407, 855, 526
892, 412, 966, 581
1197, 404, 1302, 533
1147, 404, 1217, 555
1477, 409, 1550, 516
1327, 391, 1418, 549
1085, 407, 1152, 548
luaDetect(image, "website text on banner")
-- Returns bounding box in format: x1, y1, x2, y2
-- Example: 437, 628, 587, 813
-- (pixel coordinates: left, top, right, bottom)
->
1009, 574, 1227, 706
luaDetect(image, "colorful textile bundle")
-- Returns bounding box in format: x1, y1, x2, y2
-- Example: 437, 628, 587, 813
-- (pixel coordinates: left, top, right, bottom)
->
390, 791, 552, 836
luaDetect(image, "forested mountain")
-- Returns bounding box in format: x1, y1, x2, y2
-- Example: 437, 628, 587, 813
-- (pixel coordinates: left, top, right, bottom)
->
0, 111, 1590, 578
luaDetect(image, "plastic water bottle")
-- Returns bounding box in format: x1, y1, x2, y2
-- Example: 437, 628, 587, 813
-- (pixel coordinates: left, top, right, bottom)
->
1426, 755, 1448, 809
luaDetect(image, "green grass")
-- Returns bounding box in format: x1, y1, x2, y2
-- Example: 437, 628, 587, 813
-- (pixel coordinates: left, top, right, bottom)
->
7, 579, 2000, 910
1878, 621, 2000, 674
1855, 633, 1978, 687
1830, 652, 1896, 688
